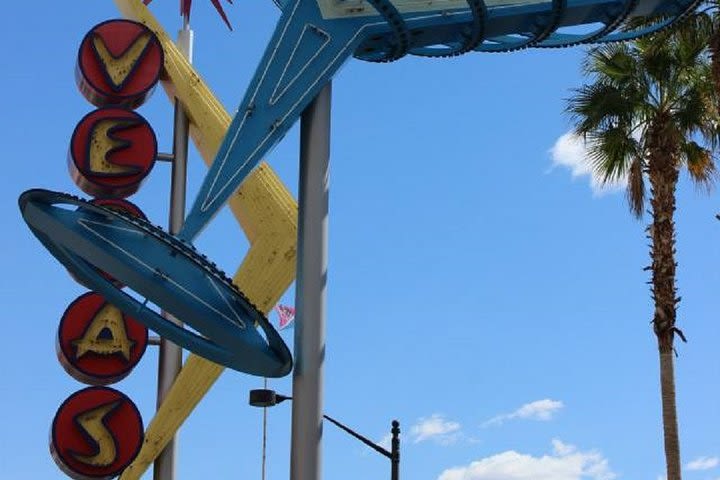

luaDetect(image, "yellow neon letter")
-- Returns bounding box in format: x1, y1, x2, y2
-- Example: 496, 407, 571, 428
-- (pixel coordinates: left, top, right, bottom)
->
92, 33, 152, 89
87, 118, 138, 175
71, 400, 122, 467
72, 303, 135, 361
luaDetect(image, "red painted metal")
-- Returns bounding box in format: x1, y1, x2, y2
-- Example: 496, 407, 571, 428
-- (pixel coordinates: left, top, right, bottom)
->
145, 0, 234, 29
76, 19, 163, 108
56, 292, 149, 386
50, 387, 144, 479
68, 108, 157, 198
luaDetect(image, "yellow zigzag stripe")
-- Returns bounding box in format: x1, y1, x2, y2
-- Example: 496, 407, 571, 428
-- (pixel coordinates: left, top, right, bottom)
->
112, 1, 298, 478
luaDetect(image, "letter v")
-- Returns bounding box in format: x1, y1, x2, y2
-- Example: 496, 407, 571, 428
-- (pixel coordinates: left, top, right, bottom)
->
92, 32, 152, 91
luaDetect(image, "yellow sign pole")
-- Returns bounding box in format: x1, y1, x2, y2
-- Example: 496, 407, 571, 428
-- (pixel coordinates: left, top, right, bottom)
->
112, 2, 298, 478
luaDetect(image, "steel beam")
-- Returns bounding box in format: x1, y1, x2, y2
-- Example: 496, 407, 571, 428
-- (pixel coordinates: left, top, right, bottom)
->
289, 82, 331, 480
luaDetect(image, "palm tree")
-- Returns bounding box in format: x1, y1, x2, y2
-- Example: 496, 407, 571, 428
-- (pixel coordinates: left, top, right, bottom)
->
566, 27, 718, 480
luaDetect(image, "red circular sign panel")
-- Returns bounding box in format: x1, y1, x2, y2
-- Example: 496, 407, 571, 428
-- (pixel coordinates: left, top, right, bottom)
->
50, 387, 144, 479
68, 108, 157, 198
57, 292, 148, 385
76, 19, 164, 108
90, 198, 147, 219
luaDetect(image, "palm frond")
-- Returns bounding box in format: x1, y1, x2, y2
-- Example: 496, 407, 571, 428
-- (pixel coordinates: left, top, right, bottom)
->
586, 125, 641, 183
681, 140, 717, 188
640, 38, 675, 89
586, 43, 637, 84
566, 83, 638, 135
627, 155, 646, 218
673, 84, 708, 131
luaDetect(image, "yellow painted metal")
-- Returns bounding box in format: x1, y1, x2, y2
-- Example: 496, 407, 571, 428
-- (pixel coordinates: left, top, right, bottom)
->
88, 119, 138, 175
91, 32, 153, 88
72, 303, 134, 360
73, 401, 123, 467
112, 2, 298, 478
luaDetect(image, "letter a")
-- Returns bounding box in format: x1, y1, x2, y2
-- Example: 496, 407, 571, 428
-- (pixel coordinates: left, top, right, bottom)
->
72, 303, 135, 361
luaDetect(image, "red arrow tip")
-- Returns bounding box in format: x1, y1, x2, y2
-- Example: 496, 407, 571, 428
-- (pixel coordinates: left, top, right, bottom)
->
143, 0, 233, 29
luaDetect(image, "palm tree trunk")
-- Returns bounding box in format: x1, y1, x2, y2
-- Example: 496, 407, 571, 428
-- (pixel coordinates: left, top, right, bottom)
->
659, 350, 681, 480
647, 118, 682, 480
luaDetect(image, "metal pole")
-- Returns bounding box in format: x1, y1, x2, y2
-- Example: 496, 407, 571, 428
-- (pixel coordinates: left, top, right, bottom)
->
154, 19, 193, 480
391, 420, 400, 480
289, 82, 331, 480
262, 378, 268, 480
322, 414, 392, 460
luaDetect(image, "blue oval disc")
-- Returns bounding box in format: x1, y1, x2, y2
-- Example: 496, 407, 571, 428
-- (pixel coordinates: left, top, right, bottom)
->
19, 189, 292, 377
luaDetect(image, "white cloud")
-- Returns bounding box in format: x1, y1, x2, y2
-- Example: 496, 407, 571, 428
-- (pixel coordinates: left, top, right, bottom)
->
410, 414, 462, 445
686, 456, 719, 471
552, 439, 577, 456
376, 433, 392, 451
437, 439, 616, 480
375, 414, 462, 450
548, 132, 626, 196
483, 399, 564, 427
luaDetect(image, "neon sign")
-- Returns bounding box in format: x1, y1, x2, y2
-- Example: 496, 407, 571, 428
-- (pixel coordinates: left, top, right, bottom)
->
77, 19, 164, 108
68, 108, 157, 198
57, 292, 149, 385
45, 19, 163, 479
50, 387, 144, 479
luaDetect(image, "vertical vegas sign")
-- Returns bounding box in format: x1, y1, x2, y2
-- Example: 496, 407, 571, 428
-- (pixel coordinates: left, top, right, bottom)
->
49, 19, 164, 480
20, 0, 702, 477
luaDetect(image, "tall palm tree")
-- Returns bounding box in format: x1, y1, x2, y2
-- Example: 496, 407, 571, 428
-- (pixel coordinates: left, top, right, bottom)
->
566, 27, 718, 480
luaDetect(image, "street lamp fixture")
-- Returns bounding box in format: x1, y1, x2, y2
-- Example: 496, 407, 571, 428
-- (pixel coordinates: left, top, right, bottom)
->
248, 389, 400, 480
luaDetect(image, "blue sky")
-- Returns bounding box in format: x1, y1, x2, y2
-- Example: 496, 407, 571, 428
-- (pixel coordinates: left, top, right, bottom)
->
1, 1, 718, 479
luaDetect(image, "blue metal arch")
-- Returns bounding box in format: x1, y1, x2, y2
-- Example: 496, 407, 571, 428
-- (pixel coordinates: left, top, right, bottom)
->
361, 0, 411, 61
354, 0, 698, 60
534, 0, 641, 48
177, 0, 702, 240
478, 0, 566, 53
19, 189, 293, 377
405, 0, 486, 57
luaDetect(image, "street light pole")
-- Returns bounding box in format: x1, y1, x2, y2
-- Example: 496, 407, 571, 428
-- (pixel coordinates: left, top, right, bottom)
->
322, 415, 400, 480
250, 390, 400, 480
391, 420, 400, 480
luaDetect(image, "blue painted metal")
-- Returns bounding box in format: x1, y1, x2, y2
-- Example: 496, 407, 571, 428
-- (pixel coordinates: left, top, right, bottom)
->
19, 189, 292, 377
178, 0, 699, 239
